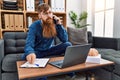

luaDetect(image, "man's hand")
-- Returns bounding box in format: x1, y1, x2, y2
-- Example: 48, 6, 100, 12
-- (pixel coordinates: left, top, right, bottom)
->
88, 48, 99, 56
26, 53, 36, 64
53, 15, 62, 25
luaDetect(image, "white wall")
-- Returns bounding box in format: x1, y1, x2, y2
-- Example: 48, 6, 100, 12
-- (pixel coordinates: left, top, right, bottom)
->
87, 0, 94, 33
66, 0, 92, 32
113, 0, 120, 38
66, 0, 82, 27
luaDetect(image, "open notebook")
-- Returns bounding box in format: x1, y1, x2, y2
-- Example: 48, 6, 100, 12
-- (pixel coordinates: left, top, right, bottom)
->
20, 58, 49, 68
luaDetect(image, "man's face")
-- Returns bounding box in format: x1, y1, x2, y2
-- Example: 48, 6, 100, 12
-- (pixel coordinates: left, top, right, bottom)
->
39, 8, 53, 22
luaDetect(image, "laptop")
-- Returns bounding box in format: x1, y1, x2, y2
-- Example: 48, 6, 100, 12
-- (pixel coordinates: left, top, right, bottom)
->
49, 44, 91, 68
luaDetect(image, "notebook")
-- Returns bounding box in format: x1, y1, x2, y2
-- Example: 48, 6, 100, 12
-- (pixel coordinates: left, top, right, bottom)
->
49, 44, 91, 68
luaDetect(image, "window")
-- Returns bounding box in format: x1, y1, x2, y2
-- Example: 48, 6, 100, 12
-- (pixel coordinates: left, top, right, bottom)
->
87, 0, 115, 37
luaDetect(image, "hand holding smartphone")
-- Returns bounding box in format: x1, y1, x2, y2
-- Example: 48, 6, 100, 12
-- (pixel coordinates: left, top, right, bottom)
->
53, 15, 62, 25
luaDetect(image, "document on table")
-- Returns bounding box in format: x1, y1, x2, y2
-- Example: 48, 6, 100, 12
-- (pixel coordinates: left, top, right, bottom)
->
20, 58, 49, 68
86, 54, 101, 63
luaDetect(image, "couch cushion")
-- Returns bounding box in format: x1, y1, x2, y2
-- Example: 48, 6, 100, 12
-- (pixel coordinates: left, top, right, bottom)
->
67, 27, 88, 45
54, 31, 93, 45
3, 32, 27, 55
5, 39, 25, 54
2, 72, 42, 80
97, 49, 120, 74
97, 49, 120, 63
2, 53, 23, 72
3, 32, 27, 39
112, 71, 120, 80
2, 73, 18, 80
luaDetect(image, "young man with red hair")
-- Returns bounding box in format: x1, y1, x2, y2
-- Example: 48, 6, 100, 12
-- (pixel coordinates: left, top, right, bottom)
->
22, 3, 72, 80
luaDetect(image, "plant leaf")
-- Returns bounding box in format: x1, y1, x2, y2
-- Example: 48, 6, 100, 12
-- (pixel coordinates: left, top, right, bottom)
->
79, 11, 88, 21
69, 11, 90, 28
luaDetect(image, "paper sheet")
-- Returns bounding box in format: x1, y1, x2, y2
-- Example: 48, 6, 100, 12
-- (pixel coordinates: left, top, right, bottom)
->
20, 58, 49, 68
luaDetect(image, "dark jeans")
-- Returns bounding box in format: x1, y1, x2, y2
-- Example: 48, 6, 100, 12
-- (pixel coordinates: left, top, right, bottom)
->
22, 42, 72, 60
35, 42, 72, 58
36, 77, 47, 80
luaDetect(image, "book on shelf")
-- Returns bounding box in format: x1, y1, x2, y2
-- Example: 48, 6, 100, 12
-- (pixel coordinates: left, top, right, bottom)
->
4, 14, 10, 29
3, 6, 18, 10
3, 1, 17, 4
3, 3, 18, 8
31, 0, 35, 11
49, 0, 55, 12
61, 0, 65, 12
28, 16, 32, 27
19, 15, 23, 29
26, 0, 31, 11
0, 14, 1, 27
9, 14, 14, 29
4, 14, 23, 30
14, 14, 19, 29
26, 0, 35, 11
3, 0, 17, 2
14, 14, 23, 30
3, 1, 18, 10
49, 0, 65, 12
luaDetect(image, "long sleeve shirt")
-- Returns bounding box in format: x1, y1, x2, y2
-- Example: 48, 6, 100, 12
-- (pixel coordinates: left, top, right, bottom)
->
24, 20, 68, 56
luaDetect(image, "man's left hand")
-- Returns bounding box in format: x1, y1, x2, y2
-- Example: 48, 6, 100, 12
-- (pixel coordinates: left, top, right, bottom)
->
88, 48, 99, 56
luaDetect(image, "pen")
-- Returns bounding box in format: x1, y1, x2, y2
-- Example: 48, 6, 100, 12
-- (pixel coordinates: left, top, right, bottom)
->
35, 64, 39, 67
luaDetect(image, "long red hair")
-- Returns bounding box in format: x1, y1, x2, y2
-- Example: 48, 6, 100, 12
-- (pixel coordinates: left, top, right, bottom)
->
42, 17, 57, 38
38, 3, 57, 38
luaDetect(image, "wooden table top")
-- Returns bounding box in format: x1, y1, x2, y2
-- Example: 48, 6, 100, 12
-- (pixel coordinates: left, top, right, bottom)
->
17, 56, 114, 80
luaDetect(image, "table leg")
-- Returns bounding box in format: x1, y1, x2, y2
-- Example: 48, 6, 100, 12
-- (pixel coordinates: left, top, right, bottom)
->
86, 73, 89, 80
85, 72, 95, 80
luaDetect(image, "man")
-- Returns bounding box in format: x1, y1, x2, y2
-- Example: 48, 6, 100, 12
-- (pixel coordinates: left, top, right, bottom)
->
22, 3, 99, 80
22, 3, 72, 80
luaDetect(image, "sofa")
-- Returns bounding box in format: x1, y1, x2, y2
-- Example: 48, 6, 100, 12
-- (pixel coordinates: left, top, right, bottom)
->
0, 31, 120, 80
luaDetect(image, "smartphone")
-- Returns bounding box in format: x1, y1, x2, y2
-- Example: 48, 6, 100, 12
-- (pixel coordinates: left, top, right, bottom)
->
53, 16, 58, 24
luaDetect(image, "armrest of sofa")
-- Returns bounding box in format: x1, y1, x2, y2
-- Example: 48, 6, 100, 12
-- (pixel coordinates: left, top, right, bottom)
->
0, 39, 4, 59
0, 39, 4, 78
93, 37, 120, 50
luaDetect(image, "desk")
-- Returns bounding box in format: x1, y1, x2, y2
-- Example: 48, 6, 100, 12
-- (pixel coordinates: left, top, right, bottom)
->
17, 56, 114, 80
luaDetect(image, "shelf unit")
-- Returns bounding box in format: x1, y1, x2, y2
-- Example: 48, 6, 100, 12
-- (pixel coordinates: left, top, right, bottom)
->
0, 0, 66, 38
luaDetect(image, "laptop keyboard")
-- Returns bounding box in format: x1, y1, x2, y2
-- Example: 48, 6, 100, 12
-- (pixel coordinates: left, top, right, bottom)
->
56, 63, 62, 66
55, 60, 63, 66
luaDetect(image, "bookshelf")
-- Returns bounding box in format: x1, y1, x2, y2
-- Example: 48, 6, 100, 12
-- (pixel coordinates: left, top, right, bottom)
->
0, 0, 66, 38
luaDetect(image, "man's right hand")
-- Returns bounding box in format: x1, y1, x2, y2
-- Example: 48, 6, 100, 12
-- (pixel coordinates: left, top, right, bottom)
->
53, 15, 62, 25
26, 53, 36, 64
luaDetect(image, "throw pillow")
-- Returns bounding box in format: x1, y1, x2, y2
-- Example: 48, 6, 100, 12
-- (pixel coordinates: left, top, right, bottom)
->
67, 27, 88, 45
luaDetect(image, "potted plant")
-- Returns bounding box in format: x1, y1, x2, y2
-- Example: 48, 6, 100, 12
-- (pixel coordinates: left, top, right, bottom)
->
67, 11, 89, 45
69, 11, 89, 28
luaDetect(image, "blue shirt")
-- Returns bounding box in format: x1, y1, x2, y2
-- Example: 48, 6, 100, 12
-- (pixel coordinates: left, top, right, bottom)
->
24, 20, 68, 55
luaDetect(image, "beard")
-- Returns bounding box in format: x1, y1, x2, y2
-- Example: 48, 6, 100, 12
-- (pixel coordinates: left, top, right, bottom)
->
42, 17, 57, 38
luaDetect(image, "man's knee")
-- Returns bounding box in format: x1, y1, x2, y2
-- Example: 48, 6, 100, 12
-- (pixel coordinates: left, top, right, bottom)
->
64, 42, 72, 47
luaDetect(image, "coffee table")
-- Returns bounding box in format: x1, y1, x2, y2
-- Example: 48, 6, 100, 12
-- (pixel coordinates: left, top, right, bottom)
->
17, 56, 114, 80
